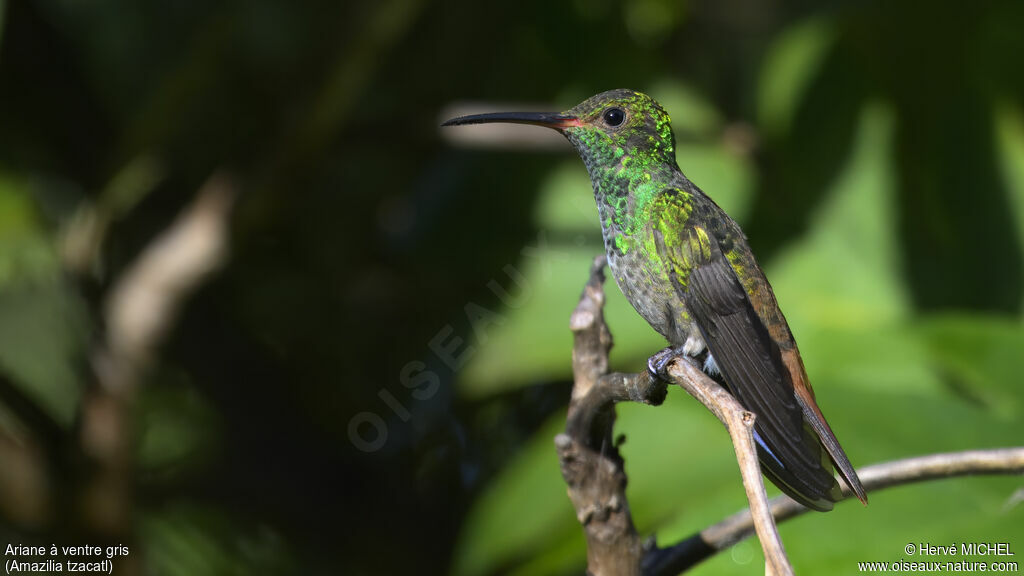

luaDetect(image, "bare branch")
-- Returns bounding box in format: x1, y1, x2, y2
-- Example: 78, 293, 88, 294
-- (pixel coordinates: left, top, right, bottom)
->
77, 173, 234, 555
558, 255, 666, 576
99, 173, 234, 390
649, 447, 1024, 574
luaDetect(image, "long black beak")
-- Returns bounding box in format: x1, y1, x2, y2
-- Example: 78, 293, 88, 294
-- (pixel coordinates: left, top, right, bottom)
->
442, 111, 580, 129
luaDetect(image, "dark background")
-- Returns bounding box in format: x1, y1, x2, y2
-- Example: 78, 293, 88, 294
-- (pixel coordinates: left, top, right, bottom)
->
0, 0, 1022, 574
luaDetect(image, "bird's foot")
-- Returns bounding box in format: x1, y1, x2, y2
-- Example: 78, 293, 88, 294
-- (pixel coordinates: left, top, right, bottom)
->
647, 345, 686, 381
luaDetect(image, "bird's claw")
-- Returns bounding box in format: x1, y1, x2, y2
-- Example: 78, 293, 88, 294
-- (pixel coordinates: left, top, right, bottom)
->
647, 346, 684, 381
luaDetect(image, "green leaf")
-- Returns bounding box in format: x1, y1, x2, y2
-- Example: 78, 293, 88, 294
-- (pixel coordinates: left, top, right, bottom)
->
0, 280, 87, 428
649, 79, 724, 139
451, 415, 580, 576
757, 16, 837, 139
138, 381, 222, 481
994, 101, 1024, 311
913, 314, 1024, 419
0, 173, 60, 286
0, 173, 87, 429
531, 160, 598, 232
142, 502, 294, 576
766, 103, 922, 395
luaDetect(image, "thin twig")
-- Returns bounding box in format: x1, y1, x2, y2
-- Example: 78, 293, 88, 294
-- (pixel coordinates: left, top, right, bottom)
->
648, 447, 1024, 575
663, 357, 794, 576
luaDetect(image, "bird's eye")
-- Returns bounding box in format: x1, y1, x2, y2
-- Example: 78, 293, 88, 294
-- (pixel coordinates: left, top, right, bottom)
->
602, 107, 626, 127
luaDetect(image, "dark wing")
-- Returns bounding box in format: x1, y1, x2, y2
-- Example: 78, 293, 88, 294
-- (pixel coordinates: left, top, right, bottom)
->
655, 217, 842, 510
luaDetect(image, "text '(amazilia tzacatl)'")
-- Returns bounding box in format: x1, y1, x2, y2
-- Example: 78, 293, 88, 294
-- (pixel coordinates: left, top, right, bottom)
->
444, 89, 867, 511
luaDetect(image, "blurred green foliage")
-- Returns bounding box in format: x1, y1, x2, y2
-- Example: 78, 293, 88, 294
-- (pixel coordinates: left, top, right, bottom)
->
0, 0, 1021, 575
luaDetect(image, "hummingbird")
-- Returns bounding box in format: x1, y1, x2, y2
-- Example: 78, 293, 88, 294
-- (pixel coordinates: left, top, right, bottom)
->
443, 89, 867, 511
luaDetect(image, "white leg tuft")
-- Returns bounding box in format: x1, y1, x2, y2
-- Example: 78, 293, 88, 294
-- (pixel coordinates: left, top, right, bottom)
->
682, 336, 705, 357
703, 354, 720, 376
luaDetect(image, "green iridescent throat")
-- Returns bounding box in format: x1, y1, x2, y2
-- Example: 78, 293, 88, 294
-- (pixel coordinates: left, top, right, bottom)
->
563, 91, 680, 243
565, 121, 681, 255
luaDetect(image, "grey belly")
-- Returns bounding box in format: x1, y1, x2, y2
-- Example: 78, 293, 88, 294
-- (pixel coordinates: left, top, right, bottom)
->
605, 248, 701, 350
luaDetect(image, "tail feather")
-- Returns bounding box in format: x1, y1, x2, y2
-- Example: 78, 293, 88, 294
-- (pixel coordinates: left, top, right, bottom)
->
794, 386, 868, 505
782, 348, 868, 505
